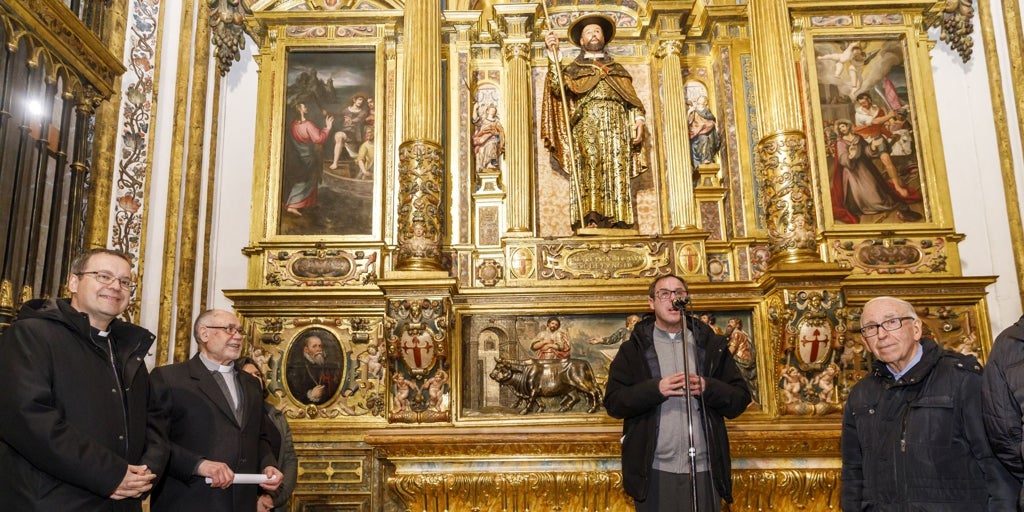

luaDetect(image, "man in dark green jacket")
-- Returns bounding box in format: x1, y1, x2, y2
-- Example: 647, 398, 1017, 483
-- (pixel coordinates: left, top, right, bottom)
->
0, 248, 167, 511
605, 274, 750, 511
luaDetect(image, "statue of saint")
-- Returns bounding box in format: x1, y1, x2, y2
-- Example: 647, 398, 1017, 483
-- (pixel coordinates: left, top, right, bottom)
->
541, 14, 648, 233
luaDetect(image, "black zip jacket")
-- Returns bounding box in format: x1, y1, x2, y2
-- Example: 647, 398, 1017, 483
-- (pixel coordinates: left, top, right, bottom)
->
604, 315, 751, 503
842, 337, 1015, 511
982, 315, 1024, 509
0, 298, 167, 511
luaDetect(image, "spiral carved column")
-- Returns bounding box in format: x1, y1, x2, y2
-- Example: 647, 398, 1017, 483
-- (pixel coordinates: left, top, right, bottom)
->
749, 0, 821, 265
754, 130, 818, 264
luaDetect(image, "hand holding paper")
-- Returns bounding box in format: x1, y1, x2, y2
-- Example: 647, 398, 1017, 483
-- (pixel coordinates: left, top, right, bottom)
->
205, 473, 278, 485
259, 466, 285, 492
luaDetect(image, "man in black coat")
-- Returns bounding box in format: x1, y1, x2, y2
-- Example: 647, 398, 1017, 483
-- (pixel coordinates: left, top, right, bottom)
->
842, 296, 1015, 510
981, 314, 1024, 508
150, 309, 283, 511
0, 248, 167, 511
605, 274, 751, 511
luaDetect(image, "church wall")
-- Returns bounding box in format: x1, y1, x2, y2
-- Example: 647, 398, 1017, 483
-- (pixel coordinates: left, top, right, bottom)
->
130, 3, 1024, 355
120, 2, 1024, 509
929, 3, 1024, 331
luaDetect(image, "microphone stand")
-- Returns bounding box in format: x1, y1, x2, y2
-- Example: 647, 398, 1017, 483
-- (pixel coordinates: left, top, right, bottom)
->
673, 297, 700, 512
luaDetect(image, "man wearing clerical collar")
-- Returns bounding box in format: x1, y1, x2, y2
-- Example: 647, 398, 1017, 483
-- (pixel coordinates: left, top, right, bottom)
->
149, 309, 283, 512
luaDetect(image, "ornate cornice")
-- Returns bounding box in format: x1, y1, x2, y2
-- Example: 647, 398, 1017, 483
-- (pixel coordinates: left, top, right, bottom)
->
0, 0, 125, 98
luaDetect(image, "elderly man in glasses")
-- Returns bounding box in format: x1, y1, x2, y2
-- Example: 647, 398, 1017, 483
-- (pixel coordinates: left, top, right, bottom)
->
149, 309, 283, 512
0, 248, 167, 511
841, 296, 1015, 511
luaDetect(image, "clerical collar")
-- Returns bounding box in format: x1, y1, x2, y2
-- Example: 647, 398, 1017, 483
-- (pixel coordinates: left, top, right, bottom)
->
583, 51, 606, 59
199, 352, 234, 373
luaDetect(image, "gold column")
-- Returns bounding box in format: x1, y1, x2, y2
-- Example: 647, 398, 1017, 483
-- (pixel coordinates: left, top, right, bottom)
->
395, 0, 444, 271
157, 0, 213, 364
652, 16, 696, 231
84, 0, 130, 249
748, 0, 819, 265
492, 3, 539, 235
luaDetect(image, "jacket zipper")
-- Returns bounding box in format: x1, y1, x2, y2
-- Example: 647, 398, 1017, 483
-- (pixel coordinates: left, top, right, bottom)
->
105, 336, 130, 454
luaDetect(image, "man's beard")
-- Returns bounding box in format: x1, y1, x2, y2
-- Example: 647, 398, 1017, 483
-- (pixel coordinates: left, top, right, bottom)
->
582, 39, 604, 52
305, 352, 326, 366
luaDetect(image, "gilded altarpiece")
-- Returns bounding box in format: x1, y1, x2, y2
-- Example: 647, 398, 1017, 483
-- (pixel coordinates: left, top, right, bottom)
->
224, 1, 991, 510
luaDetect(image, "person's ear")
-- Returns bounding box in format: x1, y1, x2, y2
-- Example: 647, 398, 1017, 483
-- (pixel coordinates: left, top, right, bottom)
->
67, 274, 80, 294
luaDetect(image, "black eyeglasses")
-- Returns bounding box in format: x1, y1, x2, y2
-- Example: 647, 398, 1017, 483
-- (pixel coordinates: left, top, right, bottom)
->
203, 325, 241, 335
653, 289, 687, 301
76, 271, 134, 290
858, 316, 915, 338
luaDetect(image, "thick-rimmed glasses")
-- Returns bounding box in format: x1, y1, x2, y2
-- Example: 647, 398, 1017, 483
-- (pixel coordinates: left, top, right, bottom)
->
204, 325, 242, 336
76, 271, 134, 290
654, 289, 687, 301
858, 316, 914, 338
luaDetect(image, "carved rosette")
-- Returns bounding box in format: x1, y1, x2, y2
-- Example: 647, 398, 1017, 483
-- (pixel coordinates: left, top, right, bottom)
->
396, 140, 444, 270
754, 130, 819, 264
384, 297, 451, 423
475, 259, 503, 286
830, 237, 948, 275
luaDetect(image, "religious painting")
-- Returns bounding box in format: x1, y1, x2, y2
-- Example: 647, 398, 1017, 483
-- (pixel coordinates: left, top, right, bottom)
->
285, 327, 344, 405
459, 310, 759, 418
692, 309, 759, 406
811, 35, 926, 225
279, 49, 377, 236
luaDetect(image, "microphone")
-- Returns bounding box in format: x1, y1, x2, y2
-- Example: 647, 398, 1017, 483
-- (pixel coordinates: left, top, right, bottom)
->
672, 297, 690, 310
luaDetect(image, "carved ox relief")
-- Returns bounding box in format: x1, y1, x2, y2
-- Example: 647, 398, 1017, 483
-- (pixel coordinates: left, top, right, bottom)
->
488, 358, 602, 415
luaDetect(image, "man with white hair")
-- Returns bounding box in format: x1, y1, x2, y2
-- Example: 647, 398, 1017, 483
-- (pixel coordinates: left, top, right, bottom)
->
149, 309, 283, 511
841, 296, 1014, 510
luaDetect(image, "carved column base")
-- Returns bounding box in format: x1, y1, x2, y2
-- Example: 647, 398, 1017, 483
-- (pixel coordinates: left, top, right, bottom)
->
754, 130, 821, 267
396, 139, 444, 271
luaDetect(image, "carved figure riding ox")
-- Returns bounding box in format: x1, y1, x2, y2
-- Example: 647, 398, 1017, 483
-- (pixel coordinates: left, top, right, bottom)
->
489, 357, 603, 415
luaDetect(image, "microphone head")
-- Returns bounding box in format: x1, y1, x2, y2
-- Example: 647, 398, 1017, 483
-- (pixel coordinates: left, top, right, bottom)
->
672, 297, 690, 310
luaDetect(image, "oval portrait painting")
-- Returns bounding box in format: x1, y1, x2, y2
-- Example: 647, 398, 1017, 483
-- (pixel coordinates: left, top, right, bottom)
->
285, 328, 344, 405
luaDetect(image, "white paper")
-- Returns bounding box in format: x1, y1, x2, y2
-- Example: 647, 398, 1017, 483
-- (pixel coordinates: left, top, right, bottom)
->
204, 473, 276, 485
